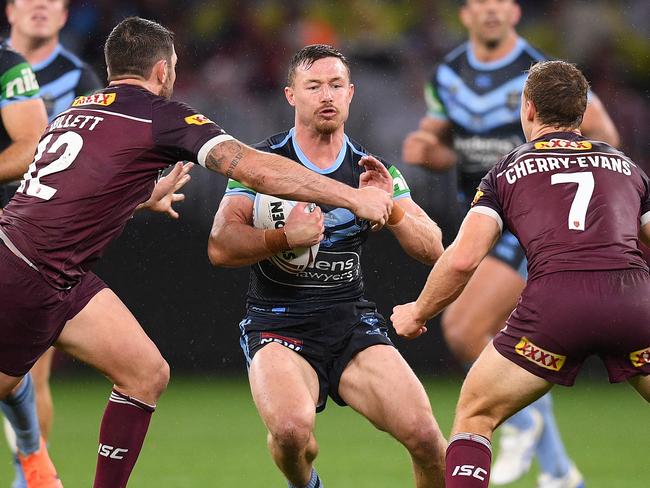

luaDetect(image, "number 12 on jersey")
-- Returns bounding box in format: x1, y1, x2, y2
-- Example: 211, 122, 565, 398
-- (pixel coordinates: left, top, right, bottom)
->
18, 131, 84, 201
551, 172, 594, 231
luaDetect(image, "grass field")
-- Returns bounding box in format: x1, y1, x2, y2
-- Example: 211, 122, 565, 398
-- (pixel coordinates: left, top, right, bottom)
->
0, 376, 647, 487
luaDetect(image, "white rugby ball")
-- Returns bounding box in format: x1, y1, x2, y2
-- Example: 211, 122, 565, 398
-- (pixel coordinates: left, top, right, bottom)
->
253, 193, 320, 273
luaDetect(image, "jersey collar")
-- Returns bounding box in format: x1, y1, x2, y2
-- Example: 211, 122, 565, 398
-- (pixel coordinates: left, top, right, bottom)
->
290, 127, 348, 174
467, 36, 525, 71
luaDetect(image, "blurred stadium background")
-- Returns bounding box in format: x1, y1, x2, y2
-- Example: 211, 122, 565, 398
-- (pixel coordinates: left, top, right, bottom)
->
1, 0, 649, 485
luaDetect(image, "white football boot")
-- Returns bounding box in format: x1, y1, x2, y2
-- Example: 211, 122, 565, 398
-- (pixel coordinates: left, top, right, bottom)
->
491, 409, 544, 485
537, 463, 585, 488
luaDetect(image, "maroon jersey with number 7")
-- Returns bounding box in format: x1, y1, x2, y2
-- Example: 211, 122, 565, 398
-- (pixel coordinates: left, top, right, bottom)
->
470, 131, 650, 281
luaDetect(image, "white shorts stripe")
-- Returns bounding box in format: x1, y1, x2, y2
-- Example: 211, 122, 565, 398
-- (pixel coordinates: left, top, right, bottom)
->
641, 211, 650, 226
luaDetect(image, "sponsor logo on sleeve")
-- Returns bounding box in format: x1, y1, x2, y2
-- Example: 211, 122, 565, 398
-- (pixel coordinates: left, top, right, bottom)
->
515, 337, 566, 371
184, 114, 213, 125
471, 189, 484, 207
630, 346, 650, 368
72, 93, 116, 107
534, 139, 592, 150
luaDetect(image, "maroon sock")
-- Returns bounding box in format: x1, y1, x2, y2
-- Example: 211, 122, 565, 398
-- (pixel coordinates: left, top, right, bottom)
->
93, 389, 155, 488
445, 433, 492, 488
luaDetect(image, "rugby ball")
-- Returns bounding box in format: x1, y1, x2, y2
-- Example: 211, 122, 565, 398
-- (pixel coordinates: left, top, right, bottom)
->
253, 193, 320, 273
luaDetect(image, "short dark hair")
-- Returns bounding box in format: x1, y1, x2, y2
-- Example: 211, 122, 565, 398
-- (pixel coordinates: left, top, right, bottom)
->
104, 17, 175, 81
287, 44, 351, 86
523, 60, 589, 129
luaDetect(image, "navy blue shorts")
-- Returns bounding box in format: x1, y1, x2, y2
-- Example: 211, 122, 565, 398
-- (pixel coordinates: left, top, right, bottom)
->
239, 300, 394, 412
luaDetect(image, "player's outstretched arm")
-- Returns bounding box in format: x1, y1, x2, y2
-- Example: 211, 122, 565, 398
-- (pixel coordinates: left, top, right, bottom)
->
358, 155, 444, 263
208, 196, 324, 268
203, 139, 392, 226
391, 212, 500, 339
402, 117, 457, 171
0, 99, 47, 183
581, 93, 620, 148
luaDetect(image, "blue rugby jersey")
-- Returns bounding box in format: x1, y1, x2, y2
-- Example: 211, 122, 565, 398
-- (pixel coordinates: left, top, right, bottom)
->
29, 43, 101, 121
225, 128, 411, 311
426, 37, 546, 198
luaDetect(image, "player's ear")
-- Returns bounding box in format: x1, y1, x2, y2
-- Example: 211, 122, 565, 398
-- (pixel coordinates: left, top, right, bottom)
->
154, 59, 167, 84
525, 98, 536, 122
348, 83, 355, 101
285, 86, 296, 107
459, 4, 471, 30
510, 2, 522, 27
5, 2, 15, 24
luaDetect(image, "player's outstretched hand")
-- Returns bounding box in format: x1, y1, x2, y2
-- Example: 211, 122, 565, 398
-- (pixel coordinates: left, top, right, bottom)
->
402, 130, 439, 166
143, 161, 194, 219
284, 202, 324, 248
351, 186, 393, 231
391, 302, 428, 340
358, 155, 392, 195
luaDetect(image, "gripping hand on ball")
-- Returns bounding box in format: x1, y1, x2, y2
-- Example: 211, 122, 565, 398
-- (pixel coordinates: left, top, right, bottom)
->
284, 202, 324, 248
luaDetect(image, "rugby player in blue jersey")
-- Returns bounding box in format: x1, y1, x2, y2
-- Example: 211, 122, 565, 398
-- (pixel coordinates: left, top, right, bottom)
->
209, 45, 447, 488
4, 2, 102, 486
402, 1, 618, 486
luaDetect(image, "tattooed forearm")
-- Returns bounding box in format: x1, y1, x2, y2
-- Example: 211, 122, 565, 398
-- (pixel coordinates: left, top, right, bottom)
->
205, 140, 246, 177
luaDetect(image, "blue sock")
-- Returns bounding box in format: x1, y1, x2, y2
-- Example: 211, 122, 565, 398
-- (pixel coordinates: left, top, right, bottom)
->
532, 392, 571, 477
11, 453, 27, 488
0, 374, 40, 455
288, 468, 323, 488
504, 405, 535, 430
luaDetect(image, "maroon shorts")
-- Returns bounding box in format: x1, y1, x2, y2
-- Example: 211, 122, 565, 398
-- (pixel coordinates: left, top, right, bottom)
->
0, 242, 107, 376
493, 269, 650, 386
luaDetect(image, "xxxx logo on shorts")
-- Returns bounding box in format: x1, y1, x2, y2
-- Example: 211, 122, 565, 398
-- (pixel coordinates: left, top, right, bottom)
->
515, 337, 566, 371
629, 346, 650, 368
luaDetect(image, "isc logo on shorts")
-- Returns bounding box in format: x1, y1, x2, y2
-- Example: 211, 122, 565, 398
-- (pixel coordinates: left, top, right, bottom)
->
629, 346, 650, 368
515, 337, 566, 371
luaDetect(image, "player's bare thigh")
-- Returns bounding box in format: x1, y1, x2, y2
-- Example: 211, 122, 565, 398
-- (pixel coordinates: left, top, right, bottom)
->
248, 343, 319, 432
54, 288, 169, 405
442, 256, 525, 363
453, 343, 552, 439
338, 344, 445, 449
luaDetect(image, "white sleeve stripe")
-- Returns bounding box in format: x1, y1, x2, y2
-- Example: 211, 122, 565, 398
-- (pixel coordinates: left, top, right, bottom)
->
469, 206, 504, 232
197, 134, 235, 167
641, 211, 650, 226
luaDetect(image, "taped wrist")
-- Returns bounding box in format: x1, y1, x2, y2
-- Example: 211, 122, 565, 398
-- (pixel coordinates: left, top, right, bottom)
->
387, 204, 406, 226
264, 228, 291, 253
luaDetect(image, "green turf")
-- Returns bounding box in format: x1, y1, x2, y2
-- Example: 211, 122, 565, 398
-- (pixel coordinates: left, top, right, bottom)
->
0, 376, 647, 487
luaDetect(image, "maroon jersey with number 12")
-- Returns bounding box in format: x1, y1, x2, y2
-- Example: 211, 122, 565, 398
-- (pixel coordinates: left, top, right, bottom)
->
471, 131, 650, 281
0, 84, 232, 289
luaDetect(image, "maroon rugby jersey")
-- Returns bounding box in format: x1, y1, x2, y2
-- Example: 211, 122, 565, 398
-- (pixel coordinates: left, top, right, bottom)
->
0, 84, 232, 289
471, 131, 650, 281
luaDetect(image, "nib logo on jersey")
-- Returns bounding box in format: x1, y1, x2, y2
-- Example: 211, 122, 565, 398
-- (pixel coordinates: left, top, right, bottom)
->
515, 337, 566, 371
260, 332, 303, 352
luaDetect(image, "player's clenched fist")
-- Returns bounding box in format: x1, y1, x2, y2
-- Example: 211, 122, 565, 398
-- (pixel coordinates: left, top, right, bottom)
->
391, 302, 428, 340
351, 186, 393, 229
284, 202, 324, 248
402, 129, 440, 166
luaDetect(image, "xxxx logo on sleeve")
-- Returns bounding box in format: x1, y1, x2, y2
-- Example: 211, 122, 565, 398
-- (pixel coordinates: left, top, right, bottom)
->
184, 114, 213, 125
629, 346, 650, 368
515, 337, 566, 371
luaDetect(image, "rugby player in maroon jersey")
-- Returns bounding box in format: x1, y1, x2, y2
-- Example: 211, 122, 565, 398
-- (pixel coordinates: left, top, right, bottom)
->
392, 60, 650, 487
0, 17, 392, 488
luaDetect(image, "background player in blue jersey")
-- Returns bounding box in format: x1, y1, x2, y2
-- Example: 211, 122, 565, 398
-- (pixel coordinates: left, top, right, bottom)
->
4, 1, 102, 486
209, 45, 447, 488
393, 59, 650, 488
0, 41, 58, 488
402, 1, 619, 486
